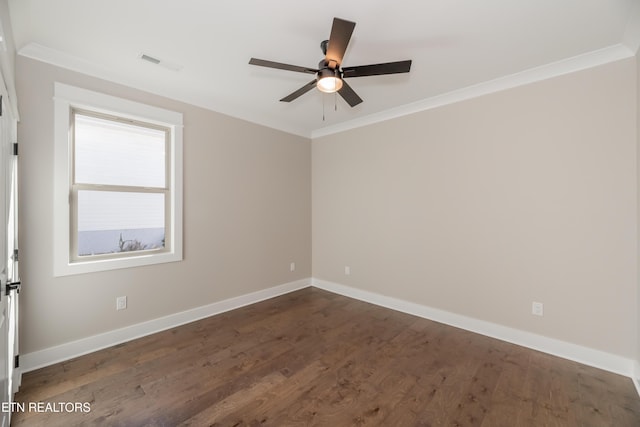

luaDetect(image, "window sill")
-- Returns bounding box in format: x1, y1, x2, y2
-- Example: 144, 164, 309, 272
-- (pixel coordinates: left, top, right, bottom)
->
54, 250, 182, 277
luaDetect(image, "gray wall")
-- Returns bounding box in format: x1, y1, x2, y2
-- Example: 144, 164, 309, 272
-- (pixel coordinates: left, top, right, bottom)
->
15, 52, 640, 364
16, 56, 311, 354
313, 57, 637, 357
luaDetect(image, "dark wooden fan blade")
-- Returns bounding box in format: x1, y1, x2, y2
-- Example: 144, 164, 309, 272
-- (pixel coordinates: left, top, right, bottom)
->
280, 80, 317, 102
338, 80, 363, 107
249, 58, 318, 74
342, 60, 412, 78
325, 18, 356, 66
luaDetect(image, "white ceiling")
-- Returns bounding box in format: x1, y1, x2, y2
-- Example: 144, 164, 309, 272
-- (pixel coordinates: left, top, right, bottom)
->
7, 0, 640, 138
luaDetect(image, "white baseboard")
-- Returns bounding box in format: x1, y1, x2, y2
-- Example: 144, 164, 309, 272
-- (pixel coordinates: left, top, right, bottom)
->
312, 278, 635, 378
21, 278, 311, 372
20, 276, 638, 387
633, 361, 640, 397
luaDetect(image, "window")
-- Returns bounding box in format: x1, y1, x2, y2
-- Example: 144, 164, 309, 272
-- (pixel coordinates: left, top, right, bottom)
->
54, 83, 183, 276
72, 111, 168, 259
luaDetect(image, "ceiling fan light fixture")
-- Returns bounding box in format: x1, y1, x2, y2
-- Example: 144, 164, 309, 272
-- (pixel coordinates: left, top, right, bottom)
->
316, 68, 343, 93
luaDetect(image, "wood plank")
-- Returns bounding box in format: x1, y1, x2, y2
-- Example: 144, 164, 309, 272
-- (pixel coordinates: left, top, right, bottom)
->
480, 343, 531, 427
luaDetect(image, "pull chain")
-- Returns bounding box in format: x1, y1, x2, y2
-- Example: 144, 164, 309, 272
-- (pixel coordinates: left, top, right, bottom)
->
322, 94, 325, 121
321, 91, 338, 121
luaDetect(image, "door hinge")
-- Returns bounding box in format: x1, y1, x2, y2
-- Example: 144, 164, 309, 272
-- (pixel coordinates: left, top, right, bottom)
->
14, 355, 19, 369
12, 142, 18, 156
12, 249, 18, 262
0, 95, 3, 116
6, 281, 20, 295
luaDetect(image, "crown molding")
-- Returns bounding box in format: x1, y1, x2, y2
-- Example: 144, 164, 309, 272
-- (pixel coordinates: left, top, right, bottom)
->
17, 43, 311, 138
18, 42, 634, 141
311, 44, 634, 139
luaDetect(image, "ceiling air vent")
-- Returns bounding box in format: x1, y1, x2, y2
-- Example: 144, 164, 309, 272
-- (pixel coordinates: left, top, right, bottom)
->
140, 54, 161, 65
138, 53, 182, 71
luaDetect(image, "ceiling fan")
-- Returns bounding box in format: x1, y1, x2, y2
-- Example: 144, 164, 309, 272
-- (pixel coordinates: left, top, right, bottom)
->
249, 17, 412, 107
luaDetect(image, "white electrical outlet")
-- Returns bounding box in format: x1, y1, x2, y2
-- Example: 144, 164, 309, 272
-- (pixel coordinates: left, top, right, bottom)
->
345, 266, 351, 275
116, 296, 127, 311
532, 301, 543, 316
290, 262, 296, 272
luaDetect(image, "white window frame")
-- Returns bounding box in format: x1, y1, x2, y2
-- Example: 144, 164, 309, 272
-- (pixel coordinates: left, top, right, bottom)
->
54, 83, 183, 276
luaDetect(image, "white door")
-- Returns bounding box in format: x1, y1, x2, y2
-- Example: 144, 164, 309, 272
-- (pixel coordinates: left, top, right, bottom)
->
0, 94, 19, 426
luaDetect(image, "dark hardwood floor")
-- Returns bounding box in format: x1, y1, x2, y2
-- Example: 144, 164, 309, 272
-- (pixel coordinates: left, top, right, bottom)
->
12, 287, 640, 426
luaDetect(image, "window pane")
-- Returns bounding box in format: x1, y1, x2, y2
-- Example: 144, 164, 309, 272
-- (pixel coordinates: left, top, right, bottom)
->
77, 190, 165, 256
74, 113, 166, 188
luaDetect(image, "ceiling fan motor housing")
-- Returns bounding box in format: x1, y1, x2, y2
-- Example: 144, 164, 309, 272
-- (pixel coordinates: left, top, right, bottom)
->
317, 63, 342, 78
